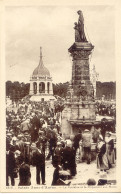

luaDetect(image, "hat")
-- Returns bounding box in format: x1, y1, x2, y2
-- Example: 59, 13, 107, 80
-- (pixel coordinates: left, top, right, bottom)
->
12, 136, 18, 141
15, 150, 21, 155
106, 131, 112, 136
39, 130, 44, 134
10, 130, 14, 133
25, 142, 30, 145
57, 142, 61, 146
84, 129, 89, 132
66, 139, 72, 146
6, 133, 12, 136
18, 134, 23, 138
31, 143, 36, 149
24, 132, 29, 136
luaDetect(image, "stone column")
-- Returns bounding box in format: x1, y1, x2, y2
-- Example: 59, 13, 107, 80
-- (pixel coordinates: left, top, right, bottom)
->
49, 82, 53, 95
37, 82, 40, 94
68, 42, 94, 98
29, 81, 34, 95
45, 81, 47, 94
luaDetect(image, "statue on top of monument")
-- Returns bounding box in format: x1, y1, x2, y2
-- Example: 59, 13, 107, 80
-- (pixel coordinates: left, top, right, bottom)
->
74, 10, 87, 42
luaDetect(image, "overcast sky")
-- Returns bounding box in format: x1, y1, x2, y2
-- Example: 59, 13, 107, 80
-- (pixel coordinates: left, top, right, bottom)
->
5, 5, 115, 84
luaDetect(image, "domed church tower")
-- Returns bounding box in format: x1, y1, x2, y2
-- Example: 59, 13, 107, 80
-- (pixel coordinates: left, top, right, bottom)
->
29, 47, 55, 101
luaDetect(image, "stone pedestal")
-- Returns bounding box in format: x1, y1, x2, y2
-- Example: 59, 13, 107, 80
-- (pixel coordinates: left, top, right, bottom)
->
68, 42, 94, 100
61, 42, 96, 137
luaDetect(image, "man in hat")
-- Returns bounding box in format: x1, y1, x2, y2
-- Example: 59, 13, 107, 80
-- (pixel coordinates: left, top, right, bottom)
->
82, 129, 92, 164
30, 112, 41, 142
31, 144, 45, 185
36, 130, 47, 155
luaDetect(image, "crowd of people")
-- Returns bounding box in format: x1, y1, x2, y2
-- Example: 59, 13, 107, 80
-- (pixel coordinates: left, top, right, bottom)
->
6, 98, 116, 186
95, 101, 116, 118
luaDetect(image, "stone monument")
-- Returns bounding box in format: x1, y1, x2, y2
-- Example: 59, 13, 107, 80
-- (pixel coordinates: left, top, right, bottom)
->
61, 10, 96, 138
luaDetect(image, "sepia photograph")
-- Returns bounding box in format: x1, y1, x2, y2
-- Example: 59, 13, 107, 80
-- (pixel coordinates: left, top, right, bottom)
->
0, 0, 121, 192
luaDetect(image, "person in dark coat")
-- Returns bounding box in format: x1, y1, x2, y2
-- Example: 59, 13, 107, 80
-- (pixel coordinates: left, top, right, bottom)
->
62, 140, 76, 176
32, 146, 45, 185
53, 142, 63, 166
6, 145, 16, 186
51, 165, 60, 185
105, 132, 115, 168
46, 132, 57, 162
31, 112, 40, 142
73, 133, 82, 152
36, 131, 47, 155
18, 156, 31, 186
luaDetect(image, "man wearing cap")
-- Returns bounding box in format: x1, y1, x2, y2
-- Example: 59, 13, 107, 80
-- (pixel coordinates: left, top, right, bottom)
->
82, 129, 92, 164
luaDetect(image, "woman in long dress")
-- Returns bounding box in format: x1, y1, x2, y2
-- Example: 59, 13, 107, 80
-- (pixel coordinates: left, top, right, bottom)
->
97, 135, 109, 172
105, 132, 115, 168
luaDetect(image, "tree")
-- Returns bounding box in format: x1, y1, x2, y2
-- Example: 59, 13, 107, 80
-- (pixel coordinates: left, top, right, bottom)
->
96, 81, 116, 100
53, 82, 69, 98
6, 81, 30, 101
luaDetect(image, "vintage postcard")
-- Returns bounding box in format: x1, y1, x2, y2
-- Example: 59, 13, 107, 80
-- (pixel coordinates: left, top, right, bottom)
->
0, 0, 121, 192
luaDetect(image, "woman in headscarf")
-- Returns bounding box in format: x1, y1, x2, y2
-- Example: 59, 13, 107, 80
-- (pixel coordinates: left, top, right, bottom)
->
97, 135, 109, 172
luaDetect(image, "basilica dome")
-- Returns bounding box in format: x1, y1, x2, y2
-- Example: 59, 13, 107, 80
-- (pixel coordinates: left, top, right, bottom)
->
32, 47, 50, 77
32, 64, 50, 77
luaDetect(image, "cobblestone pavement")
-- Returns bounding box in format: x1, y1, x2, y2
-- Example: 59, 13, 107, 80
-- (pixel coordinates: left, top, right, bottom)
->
14, 159, 116, 186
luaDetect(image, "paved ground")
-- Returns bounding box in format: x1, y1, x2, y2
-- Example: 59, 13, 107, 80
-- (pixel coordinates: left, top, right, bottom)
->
14, 159, 116, 186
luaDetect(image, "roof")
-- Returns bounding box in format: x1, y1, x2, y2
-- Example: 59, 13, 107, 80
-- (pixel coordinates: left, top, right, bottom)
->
32, 47, 50, 77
